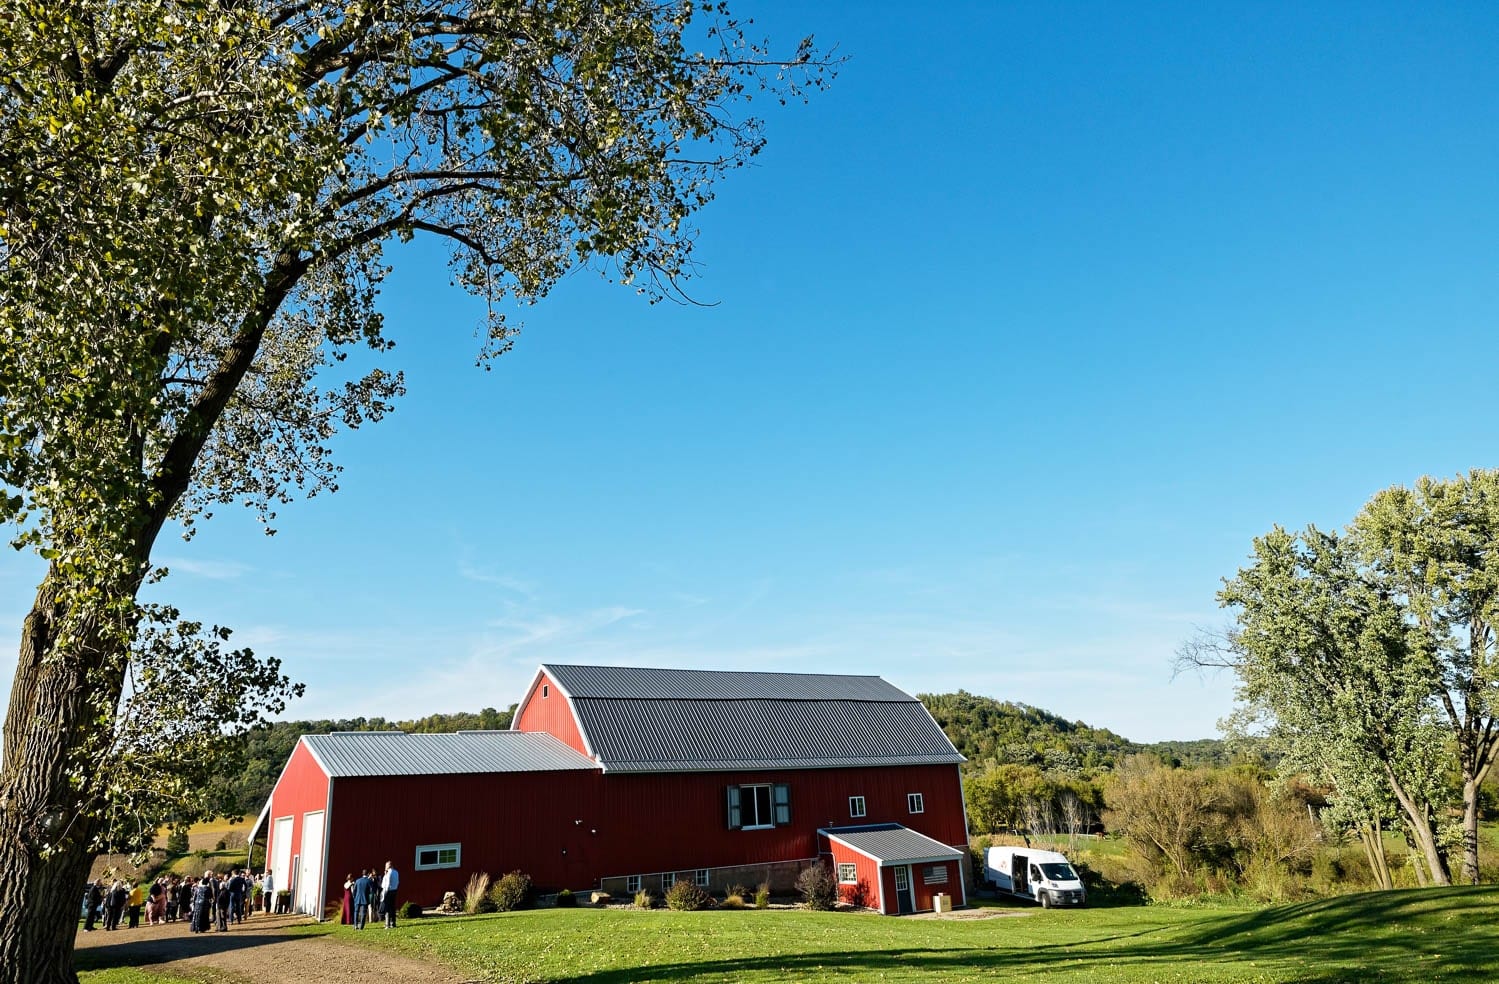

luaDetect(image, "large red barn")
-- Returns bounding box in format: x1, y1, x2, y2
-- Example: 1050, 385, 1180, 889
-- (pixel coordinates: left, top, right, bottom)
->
255, 664, 969, 916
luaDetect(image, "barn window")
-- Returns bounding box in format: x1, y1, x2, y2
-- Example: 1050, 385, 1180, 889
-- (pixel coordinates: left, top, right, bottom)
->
626, 875, 642, 893
695, 869, 710, 888
414, 842, 461, 871
837, 863, 858, 884
727, 783, 791, 829
662, 872, 676, 889
907, 792, 925, 814
848, 796, 866, 818
543, 684, 549, 698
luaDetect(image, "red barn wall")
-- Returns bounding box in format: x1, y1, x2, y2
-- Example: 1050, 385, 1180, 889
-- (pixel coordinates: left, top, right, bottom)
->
512, 671, 589, 756
592, 763, 967, 879
327, 769, 602, 906
266, 742, 331, 906
910, 859, 963, 911
823, 839, 882, 910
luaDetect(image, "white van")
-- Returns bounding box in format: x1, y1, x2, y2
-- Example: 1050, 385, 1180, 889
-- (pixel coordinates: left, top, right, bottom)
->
983, 846, 1086, 907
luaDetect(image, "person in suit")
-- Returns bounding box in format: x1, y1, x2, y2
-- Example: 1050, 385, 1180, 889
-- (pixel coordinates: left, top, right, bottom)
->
351, 869, 373, 930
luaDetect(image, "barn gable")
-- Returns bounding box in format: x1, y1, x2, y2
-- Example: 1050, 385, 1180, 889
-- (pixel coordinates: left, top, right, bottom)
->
513, 663, 965, 774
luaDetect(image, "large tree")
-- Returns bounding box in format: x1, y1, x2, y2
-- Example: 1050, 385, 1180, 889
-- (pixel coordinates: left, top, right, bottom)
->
1189, 525, 1453, 885
1357, 471, 1499, 884
0, 1, 831, 979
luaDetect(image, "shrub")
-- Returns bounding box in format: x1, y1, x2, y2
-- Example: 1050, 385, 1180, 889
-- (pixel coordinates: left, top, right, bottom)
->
721, 893, 746, 909
796, 863, 837, 911
665, 879, 712, 911
754, 883, 771, 909
555, 888, 577, 908
165, 829, 190, 854
214, 838, 228, 851
398, 901, 422, 919
488, 870, 532, 912
192, 848, 210, 860
464, 872, 494, 914
633, 889, 654, 909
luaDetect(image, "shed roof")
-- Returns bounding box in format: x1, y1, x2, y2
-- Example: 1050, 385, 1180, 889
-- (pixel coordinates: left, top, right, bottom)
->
533, 664, 964, 773
301, 730, 598, 778
821, 823, 964, 865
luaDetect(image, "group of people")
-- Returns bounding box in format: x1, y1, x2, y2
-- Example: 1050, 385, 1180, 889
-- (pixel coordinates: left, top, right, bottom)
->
340, 862, 401, 930
83, 869, 273, 934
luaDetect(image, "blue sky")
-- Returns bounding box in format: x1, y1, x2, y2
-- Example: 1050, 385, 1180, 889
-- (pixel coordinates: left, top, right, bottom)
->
4, 1, 1498, 741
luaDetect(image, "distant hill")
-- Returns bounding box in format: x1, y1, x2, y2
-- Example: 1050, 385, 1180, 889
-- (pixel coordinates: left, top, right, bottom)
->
919, 690, 1263, 776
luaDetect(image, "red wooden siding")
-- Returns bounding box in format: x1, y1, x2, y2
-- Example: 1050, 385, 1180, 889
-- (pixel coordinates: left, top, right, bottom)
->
909, 859, 964, 912
823, 838, 882, 910
265, 742, 331, 906
591, 763, 966, 879
327, 768, 601, 906
513, 670, 589, 756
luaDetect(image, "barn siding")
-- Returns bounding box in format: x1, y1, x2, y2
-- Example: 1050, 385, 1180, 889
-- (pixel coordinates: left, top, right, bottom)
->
513, 670, 589, 756
823, 838, 882, 910
265, 741, 331, 911
593, 763, 967, 879
327, 768, 602, 906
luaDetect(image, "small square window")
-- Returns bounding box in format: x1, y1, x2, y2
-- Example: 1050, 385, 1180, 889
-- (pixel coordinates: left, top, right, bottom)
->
837, 863, 857, 884
907, 792, 925, 814
849, 795, 866, 818
626, 875, 641, 893
695, 869, 710, 888
662, 872, 676, 888
414, 842, 461, 870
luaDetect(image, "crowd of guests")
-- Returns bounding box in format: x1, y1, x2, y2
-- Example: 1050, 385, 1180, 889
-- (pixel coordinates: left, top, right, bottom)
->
82, 869, 272, 933
340, 862, 401, 929
81, 861, 402, 934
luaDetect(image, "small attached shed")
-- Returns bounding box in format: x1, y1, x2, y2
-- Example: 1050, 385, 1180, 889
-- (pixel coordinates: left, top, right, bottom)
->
820, 823, 966, 914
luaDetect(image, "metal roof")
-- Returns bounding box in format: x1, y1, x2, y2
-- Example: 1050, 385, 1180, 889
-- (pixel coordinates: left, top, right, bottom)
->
301, 731, 598, 778
537, 665, 963, 773
821, 823, 964, 865
543, 664, 913, 702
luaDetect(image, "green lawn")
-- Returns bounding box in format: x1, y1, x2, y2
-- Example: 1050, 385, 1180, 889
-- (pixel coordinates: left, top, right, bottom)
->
297, 887, 1499, 984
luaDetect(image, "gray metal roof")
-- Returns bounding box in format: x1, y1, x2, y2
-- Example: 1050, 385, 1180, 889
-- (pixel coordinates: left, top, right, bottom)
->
302, 731, 597, 778
539, 664, 963, 773
821, 823, 964, 864
544, 664, 913, 702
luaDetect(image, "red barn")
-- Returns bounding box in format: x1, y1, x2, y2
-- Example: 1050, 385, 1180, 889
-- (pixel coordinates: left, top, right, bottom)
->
256, 664, 969, 917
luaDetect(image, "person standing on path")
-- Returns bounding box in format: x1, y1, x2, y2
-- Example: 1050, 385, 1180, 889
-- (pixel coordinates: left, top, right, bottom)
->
261, 869, 275, 914
351, 869, 373, 930
380, 861, 399, 928
126, 881, 144, 929
83, 880, 103, 932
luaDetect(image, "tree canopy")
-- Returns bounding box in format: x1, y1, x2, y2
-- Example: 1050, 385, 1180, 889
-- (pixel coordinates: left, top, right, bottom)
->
0, 2, 832, 979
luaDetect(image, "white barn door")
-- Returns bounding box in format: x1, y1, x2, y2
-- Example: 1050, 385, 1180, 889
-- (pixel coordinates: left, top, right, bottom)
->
298, 811, 325, 917
270, 817, 293, 908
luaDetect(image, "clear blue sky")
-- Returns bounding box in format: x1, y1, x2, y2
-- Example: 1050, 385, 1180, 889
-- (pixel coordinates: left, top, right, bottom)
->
3, 1, 1498, 742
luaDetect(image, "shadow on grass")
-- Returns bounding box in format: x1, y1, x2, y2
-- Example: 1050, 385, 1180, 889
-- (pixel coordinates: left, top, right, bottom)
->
550, 887, 1499, 984
74, 925, 329, 973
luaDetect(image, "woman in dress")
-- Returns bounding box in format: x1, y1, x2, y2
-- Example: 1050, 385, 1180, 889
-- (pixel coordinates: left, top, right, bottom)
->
341, 874, 354, 924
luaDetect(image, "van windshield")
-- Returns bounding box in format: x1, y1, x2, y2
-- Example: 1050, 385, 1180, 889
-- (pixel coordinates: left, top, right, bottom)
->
1038, 863, 1077, 881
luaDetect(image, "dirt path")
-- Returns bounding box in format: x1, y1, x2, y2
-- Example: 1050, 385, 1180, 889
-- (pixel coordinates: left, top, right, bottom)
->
75, 912, 477, 984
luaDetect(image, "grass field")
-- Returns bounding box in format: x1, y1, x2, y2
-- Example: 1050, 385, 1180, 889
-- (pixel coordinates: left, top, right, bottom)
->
307, 887, 1499, 984
76, 887, 1499, 983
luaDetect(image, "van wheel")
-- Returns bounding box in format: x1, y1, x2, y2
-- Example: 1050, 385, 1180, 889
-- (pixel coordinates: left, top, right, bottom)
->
1039, 892, 1051, 909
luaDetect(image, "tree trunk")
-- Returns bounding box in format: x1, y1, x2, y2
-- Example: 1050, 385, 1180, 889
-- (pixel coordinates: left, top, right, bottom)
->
1461, 778, 1481, 885
1359, 819, 1393, 891
1384, 763, 1451, 886
0, 579, 119, 984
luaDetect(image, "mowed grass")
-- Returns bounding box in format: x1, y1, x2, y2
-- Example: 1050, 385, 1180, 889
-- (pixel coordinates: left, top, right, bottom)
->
299, 887, 1499, 984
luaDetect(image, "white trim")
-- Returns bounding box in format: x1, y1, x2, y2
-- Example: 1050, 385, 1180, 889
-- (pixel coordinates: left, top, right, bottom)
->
245, 799, 272, 868
836, 863, 858, 884
414, 842, 462, 871
907, 792, 925, 814
848, 795, 866, 819
299, 735, 333, 777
